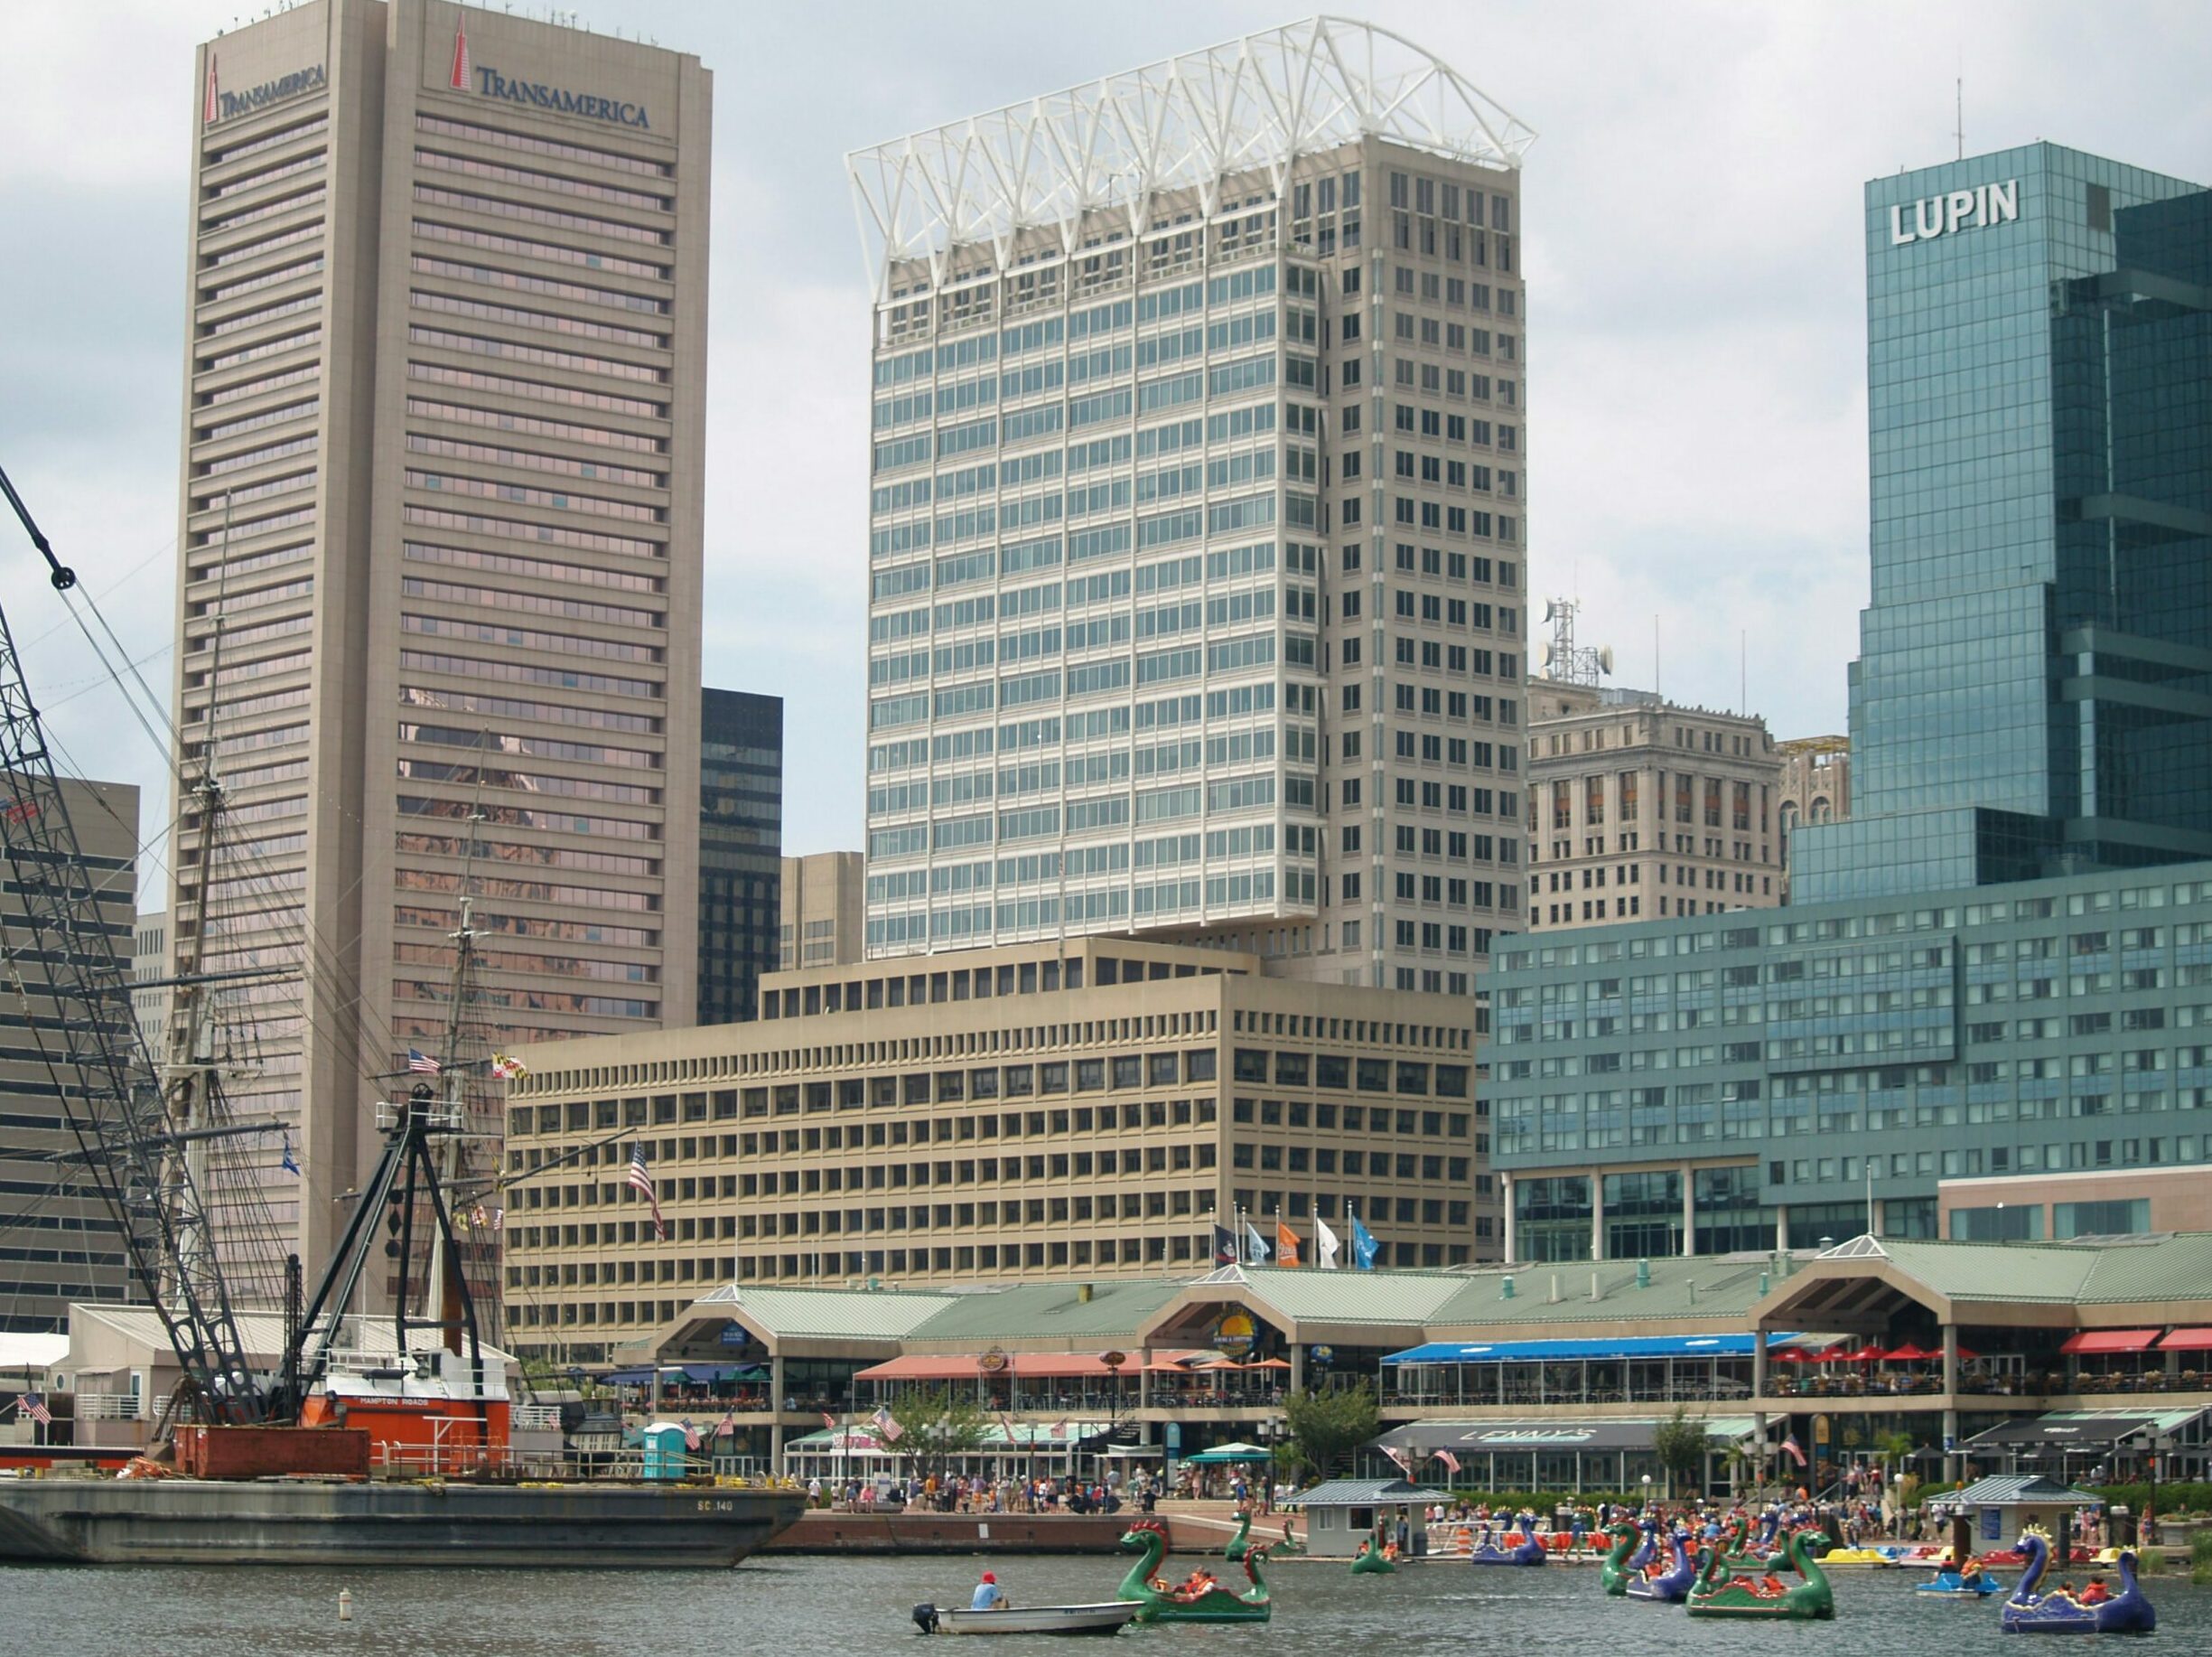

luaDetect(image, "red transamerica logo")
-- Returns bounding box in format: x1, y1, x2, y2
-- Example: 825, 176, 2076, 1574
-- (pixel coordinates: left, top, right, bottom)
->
203, 53, 219, 125
450, 21, 471, 90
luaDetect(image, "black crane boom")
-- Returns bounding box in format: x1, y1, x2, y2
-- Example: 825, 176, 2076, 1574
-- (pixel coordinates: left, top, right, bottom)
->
0, 461, 265, 1423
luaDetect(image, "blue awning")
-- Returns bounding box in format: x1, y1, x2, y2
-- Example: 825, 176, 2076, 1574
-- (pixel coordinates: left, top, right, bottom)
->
1383, 1333, 1790, 1365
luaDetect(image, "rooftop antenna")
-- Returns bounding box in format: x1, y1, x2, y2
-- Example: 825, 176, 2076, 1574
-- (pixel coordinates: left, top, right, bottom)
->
1538, 597, 1612, 687
1954, 58, 1964, 161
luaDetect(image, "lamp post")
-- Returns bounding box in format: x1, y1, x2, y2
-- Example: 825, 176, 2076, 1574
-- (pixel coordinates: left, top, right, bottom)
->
1098, 1350, 1128, 1491
1641, 1472, 1654, 1516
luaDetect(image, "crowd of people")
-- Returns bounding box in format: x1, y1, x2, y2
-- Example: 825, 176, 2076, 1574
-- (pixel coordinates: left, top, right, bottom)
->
809, 1467, 1160, 1514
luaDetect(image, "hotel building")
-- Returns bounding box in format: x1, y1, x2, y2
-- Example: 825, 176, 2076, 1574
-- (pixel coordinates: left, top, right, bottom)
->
172, 0, 709, 1287
853, 19, 1536, 992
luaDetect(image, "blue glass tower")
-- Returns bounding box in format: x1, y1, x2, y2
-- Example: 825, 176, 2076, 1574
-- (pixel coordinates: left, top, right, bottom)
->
1796, 144, 2208, 902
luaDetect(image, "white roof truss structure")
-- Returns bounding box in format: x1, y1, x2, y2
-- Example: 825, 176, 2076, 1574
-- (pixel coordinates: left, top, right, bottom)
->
847, 15, 1535, 302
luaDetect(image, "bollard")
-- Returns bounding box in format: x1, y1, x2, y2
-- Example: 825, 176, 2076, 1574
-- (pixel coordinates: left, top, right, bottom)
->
338, 1588, 353, 1622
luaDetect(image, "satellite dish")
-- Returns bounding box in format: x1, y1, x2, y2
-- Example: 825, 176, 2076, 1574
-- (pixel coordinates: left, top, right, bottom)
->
1598, 647, 1615, 675
1543, 600, 1558, 623
1540, 642, 1555, 668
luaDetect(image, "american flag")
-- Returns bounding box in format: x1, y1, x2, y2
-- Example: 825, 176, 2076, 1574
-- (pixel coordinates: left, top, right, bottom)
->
1781, 1433, 1807, 1467
20, 1393, 51, 1427
1436, 1447, 1462, 1474
821, 1410, 837, 1433
629, 1143, 666, 1240
407, 1048, 442, 1074
872, 1405, 904, 1443
1382, 1443, 1414, 1476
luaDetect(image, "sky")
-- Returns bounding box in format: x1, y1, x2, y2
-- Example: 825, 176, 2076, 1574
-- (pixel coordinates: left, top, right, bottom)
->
2, 0, 2208, 902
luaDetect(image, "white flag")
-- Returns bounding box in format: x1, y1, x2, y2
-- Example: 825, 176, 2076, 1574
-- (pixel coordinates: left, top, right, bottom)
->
1244, 1219, 1272, 1265
1313, 1213, 1341, 1269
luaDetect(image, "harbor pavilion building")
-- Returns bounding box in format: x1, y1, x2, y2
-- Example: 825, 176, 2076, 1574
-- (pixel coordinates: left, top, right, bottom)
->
601, 1232, 2212, 1491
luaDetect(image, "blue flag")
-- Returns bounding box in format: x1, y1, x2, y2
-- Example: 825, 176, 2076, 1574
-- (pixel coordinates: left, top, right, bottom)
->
1350, 1211, 1380, 1270
281, 1136, 301, 1176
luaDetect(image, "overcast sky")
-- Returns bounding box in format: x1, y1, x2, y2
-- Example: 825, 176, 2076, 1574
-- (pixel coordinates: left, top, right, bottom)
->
2, 1, 2207, 899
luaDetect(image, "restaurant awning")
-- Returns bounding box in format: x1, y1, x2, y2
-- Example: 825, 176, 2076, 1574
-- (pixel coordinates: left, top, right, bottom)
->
1383, 1333, 1784, 1364
1965, 1409, 2206, 1450
2158, 1328, 2212, 1351
854, 1353, 1115, 1382
2058, 1330, 2161, 1355
1382, 1416, 1767, 1455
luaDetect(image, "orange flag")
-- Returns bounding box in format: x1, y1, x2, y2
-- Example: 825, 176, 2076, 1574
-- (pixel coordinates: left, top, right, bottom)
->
1276, 1220, 1302, 1268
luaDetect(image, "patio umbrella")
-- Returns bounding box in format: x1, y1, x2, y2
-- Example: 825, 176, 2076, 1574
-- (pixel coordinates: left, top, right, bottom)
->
1769, 1347, 1819, 1364
1842, 1344, 1883, 1363
1881, 1343, 1937, 1362
1246, 1358, 1292, 1371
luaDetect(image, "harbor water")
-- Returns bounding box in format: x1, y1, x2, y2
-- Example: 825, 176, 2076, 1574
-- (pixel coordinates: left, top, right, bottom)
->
10, 1555, 2210, 1655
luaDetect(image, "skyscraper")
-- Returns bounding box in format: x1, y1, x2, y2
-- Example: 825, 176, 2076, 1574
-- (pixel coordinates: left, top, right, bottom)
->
1797, 144, 2208, 902
697, 688, 782, 1025
173, 0, 709, 1287
852, 18, 1535, 991
0, 780, 139, 1332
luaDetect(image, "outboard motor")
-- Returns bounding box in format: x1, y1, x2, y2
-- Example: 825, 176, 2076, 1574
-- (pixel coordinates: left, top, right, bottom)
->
911, 1603, 940, 1634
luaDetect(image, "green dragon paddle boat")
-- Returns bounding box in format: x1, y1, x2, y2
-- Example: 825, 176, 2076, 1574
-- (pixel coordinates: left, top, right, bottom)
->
1350, 1534, 1397, 1574
1600, 1520, 1644, 1595
1223, 1509, 1254, 1561
1116, 1518, 1273, 1623
1685, 1526, 1834, 1621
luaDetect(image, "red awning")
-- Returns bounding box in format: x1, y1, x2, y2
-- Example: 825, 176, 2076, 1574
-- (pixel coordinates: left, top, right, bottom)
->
854, 1353, 1115, 1382
2058, 1329, 2161, 1355
2158, 1327, 2212, 1351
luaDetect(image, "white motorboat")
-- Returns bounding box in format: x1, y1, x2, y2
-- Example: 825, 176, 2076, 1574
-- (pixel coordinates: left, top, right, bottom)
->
912, 1600, 1143, 1636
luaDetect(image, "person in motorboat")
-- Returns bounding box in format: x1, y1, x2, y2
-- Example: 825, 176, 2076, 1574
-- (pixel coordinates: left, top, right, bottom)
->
2080, 1575, 2111, 1606
970, 1570, 1009, 1611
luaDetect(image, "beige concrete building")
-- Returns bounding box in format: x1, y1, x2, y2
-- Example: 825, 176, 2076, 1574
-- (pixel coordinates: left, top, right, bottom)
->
499, 936, 1489, 1363
0, 781, 139, 1333
171, 0, 709, 1292
1940, 1167, 2212, 1242
1524, 679, 1781, 931
856, 20, 1534, 995
1776, 735, 1851, 898
778, 851, 863, 972
131, 908, 171, 1063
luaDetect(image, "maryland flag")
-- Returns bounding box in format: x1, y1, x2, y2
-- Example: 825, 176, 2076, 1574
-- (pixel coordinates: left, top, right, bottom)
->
490, 1053, 527, 1079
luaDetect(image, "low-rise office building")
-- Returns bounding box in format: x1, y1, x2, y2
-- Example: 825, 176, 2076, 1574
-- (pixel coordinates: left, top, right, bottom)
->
499, 936, 1491, 1362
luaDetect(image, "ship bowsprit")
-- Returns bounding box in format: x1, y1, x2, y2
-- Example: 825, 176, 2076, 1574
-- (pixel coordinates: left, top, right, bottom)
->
0, 1479, 807, 1568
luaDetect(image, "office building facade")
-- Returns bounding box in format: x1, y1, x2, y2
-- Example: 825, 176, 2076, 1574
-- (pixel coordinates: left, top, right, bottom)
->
1798, 145, 2209, 902
854, 18, 1535, 991
1491, 861, 2212, 1260
698, 688, 782, 1025
499, 936, 1489, 1359
1489, 145, 2212, 1259
1525, 679, 1782, 931
173, 0, 709, 1285
779, 850, 864, 971
0, 781, 140, 1330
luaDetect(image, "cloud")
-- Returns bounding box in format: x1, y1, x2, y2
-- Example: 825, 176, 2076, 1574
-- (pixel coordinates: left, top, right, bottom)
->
4, 0, 2208, 877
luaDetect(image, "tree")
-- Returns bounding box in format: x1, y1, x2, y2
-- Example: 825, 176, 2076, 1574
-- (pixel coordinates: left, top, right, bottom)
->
1283, 1381, 1380, 1480
883, 1384, 992, 1491
1651, 1407, 1709, 1501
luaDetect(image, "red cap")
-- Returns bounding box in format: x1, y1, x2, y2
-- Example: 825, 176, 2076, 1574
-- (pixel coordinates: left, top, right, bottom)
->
982, 1572, 996, 1583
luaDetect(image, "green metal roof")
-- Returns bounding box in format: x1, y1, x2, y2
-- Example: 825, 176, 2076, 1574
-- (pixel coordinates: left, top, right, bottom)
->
1807, 1234, 2212, 1306
1428, 1254, 1776, 1330
903, 1277, 1185, 1345
1229, 1265, 1469, 1325
692, 1283, 961, 1341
